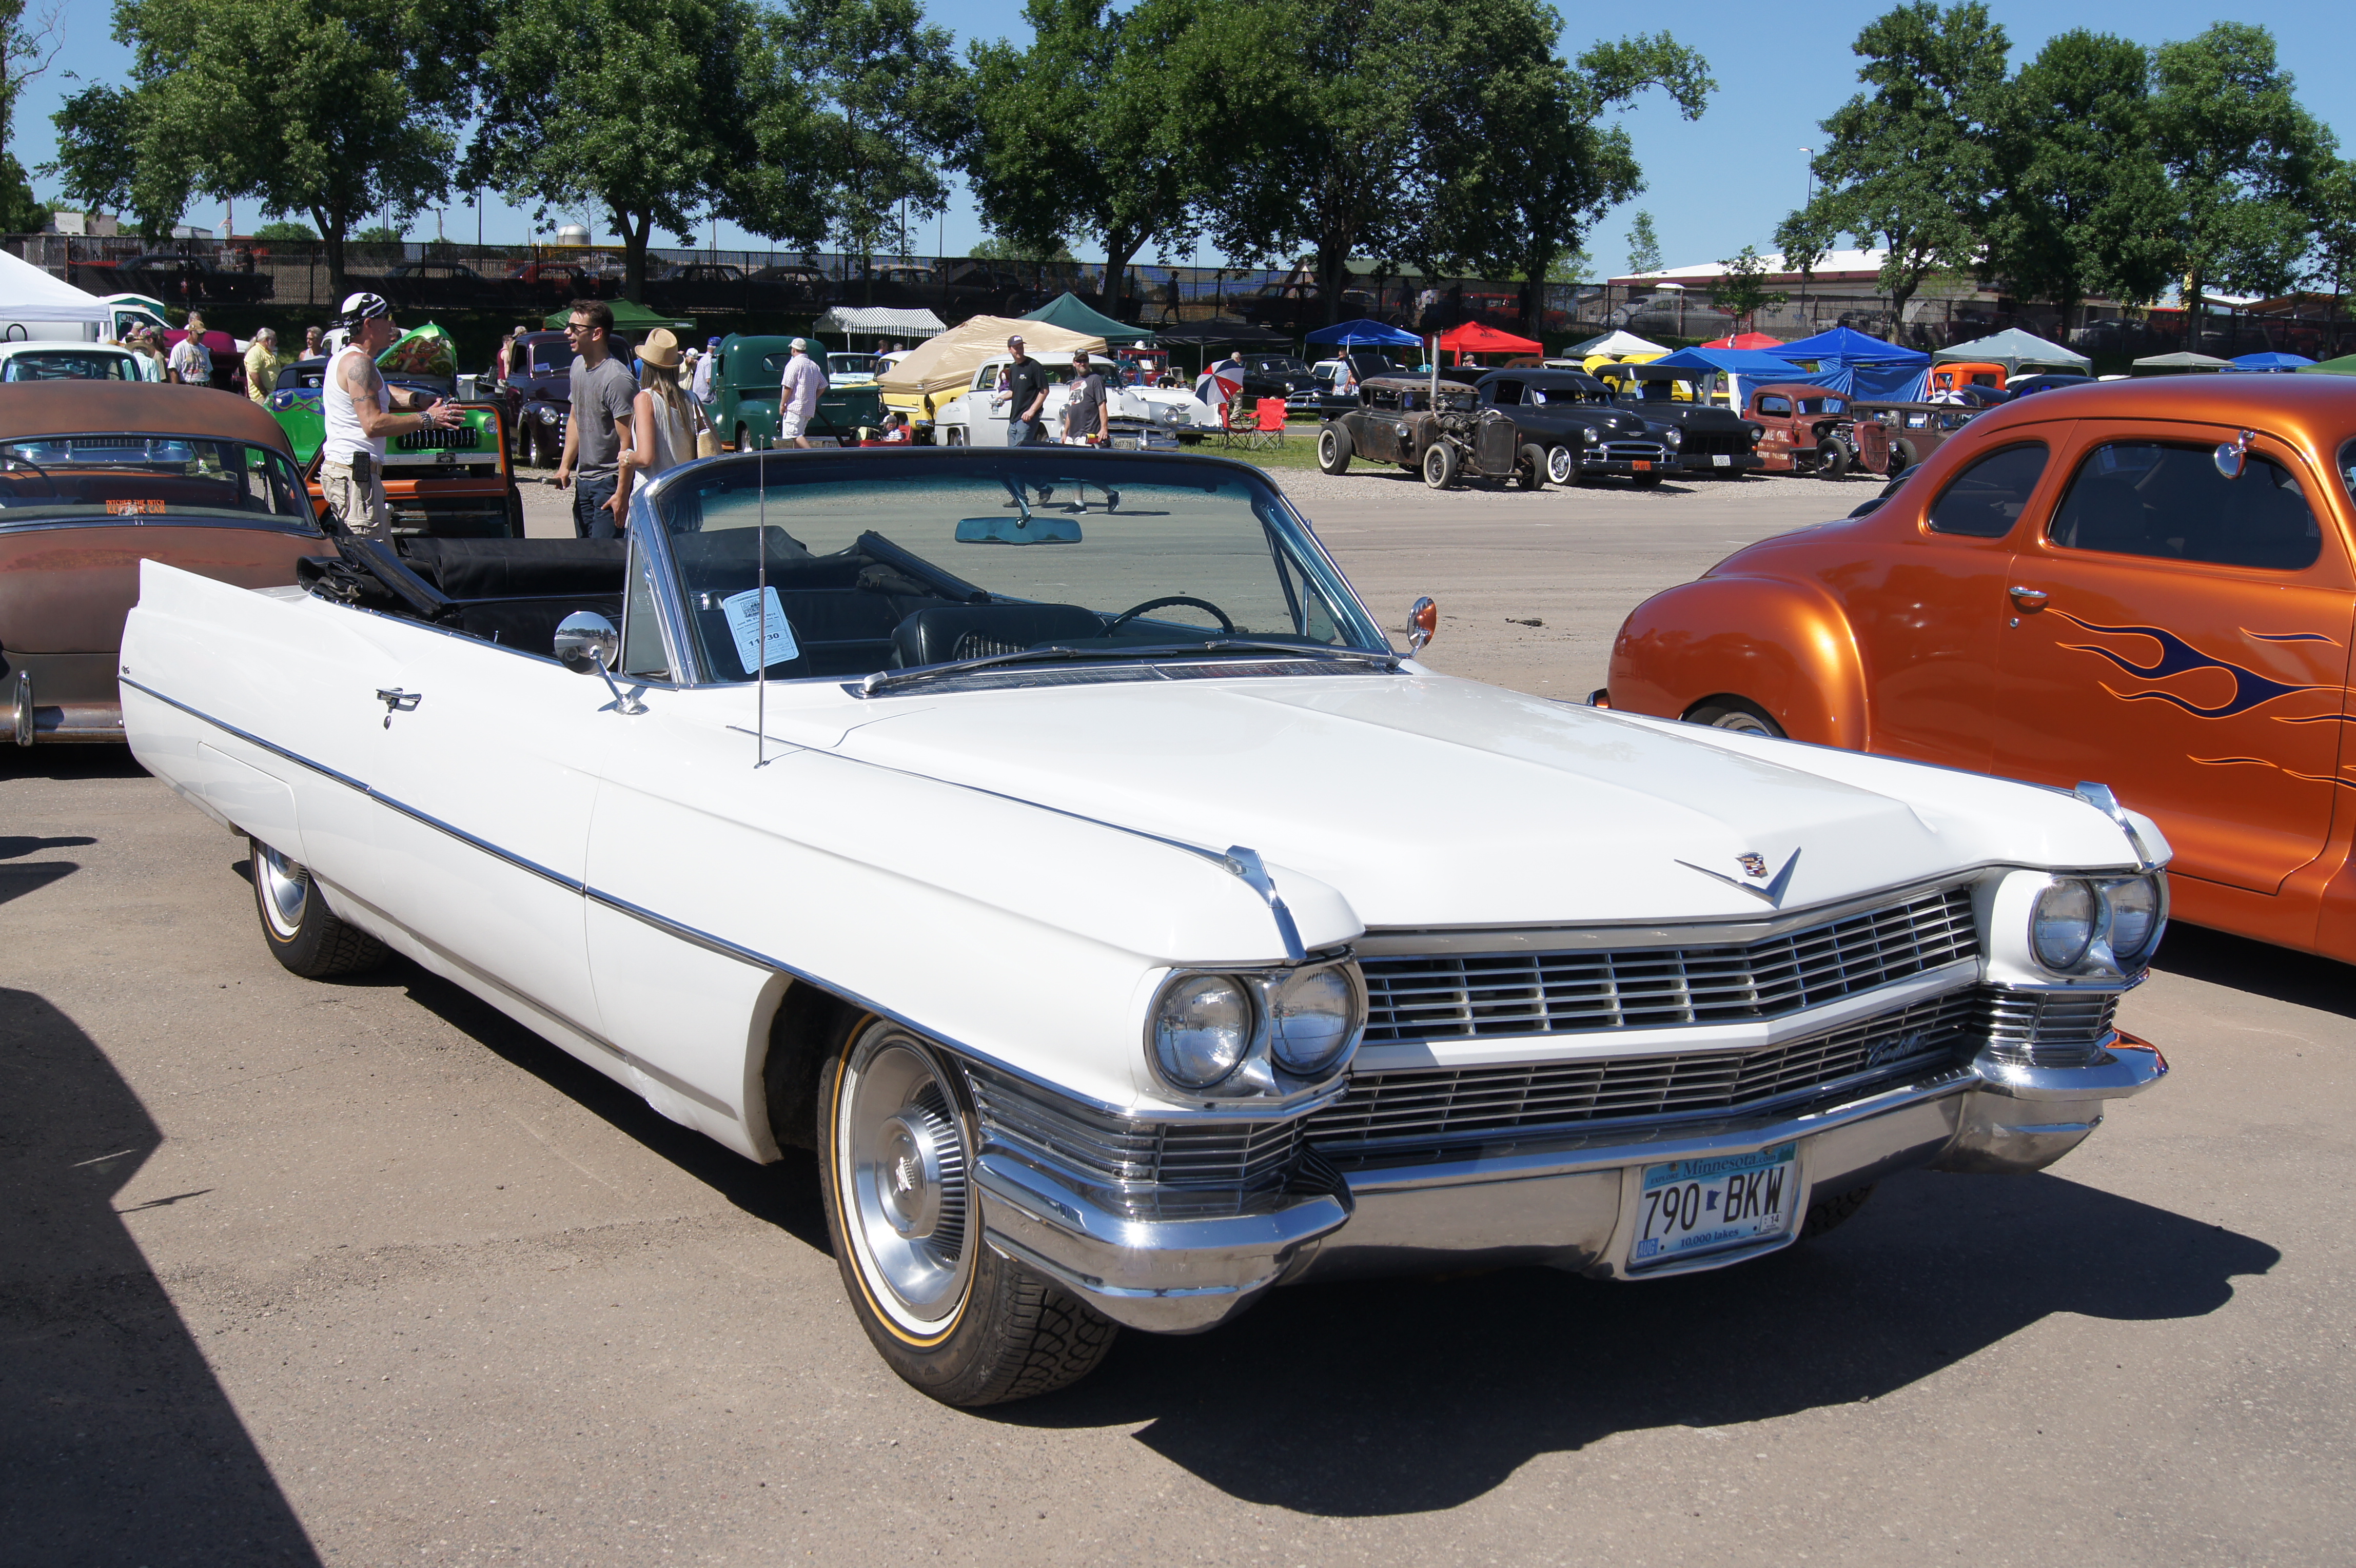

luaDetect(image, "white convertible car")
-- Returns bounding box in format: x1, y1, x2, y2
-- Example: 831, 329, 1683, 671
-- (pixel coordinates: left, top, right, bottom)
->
122, 447, 2168, 1406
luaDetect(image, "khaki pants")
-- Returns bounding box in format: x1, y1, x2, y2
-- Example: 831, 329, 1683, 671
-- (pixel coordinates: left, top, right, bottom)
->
321, 460, 390, 542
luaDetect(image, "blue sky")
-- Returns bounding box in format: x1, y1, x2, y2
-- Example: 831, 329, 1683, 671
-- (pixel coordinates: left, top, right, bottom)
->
21, 0, 2350, 270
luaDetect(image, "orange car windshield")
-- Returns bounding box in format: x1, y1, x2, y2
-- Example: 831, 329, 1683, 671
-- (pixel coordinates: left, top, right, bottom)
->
0, 435, 318, 527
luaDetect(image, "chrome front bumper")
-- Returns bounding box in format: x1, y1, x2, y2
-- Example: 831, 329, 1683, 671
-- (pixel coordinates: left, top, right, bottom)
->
973, 1035, 2165, 1335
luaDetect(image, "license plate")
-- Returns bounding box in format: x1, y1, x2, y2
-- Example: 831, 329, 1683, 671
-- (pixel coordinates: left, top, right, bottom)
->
1630, 1143, 1798, 1269
1712, 454, 1731, 467
436, 451, 457, 464
1632, 459, 1651, 471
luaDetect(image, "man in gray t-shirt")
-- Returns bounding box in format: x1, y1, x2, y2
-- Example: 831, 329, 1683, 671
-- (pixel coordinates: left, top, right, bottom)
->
554, 301, 640, 539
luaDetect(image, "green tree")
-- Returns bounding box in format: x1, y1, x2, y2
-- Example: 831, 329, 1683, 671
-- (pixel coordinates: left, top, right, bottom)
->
2149, 22, 2333, 323
964, 0, 1250, 317
1624, 209, 1660, 275
1711, 245, 1785, 328
51, 0, 478, 286
0, 0, 55, 231
1412, 24, 1712, 332
1774, 2, 2010, 335
2313, 159, 2356, 326
252, 218, 318, 240
470, 0, 810, 301
1984, 29, 2174, 326
790, 0, 967, 294
353, 224, 402, 244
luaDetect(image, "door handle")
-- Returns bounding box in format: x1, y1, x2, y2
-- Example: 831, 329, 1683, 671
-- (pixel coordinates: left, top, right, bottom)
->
375, 688, 421, 728
2008, 586, 2050, 610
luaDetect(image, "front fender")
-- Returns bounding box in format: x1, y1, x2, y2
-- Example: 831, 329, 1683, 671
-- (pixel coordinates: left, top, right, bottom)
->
1607, 573, 1868, 749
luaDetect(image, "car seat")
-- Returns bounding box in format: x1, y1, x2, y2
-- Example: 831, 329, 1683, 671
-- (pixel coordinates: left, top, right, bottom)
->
889, 603, 1109, 667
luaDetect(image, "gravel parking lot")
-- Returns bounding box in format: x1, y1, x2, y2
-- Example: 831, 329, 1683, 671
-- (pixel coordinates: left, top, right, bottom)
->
6, 469, 2350, 1567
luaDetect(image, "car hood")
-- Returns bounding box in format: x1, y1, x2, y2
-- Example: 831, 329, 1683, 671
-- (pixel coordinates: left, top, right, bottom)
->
825, 673, 2135, 933
1629, 404, 1747, 429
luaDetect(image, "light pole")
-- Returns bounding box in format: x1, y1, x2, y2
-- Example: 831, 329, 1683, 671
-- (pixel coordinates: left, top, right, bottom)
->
1797, 148, 1815, 333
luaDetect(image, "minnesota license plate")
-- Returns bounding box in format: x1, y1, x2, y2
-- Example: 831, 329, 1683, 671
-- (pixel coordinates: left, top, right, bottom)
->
1712, 454, 1731, 467
1632, 460, 1652, 471
1629, 1143, 1798, 1269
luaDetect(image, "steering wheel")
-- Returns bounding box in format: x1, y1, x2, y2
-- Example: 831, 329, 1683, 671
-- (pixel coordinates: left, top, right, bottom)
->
1106, 595, 1236, 635
2, 456, 58, 497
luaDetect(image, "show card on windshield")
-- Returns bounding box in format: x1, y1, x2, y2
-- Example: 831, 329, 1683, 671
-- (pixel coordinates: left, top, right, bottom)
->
720, 586, 800, 675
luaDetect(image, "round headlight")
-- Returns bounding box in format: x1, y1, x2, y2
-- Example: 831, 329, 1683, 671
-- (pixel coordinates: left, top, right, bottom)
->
1663, 426, 1682, 447
1748, 424, 1765, 442
1579, 425, 1596, 443
1152, 974, 1253, 1088
535, 406, 558, 424
1269, 966, 1359, 1077
2104, 875, 2166, 963
2031, 879, 2097, 970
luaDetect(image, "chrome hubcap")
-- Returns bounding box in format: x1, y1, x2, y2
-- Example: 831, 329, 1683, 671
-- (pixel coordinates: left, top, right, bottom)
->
1713, 711, 1774, 735
840, 1032, 973, 1331
1547, 447, 1574, 484
256, 844, 308, 935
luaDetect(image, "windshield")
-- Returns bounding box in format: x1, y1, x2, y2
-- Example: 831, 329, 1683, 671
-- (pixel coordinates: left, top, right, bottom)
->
830, 354, 878, 375
0, 435, 318, 526
526, 343, 567, 374
1532, 384, 1606, 406
4, 350, 140, 381
1249, 357, 1311, 376
644, 453, 1386, 684
1798, 396, 1846, 415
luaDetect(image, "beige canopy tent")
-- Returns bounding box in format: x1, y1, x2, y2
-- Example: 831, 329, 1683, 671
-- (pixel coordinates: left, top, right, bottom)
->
876, 314, 1104, 399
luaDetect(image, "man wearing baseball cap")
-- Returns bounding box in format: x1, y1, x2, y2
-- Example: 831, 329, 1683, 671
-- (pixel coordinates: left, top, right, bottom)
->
692, 336, 721, 404
320, 291, 462, 542
997, 334, 1047, 446
777, 337, 826, 449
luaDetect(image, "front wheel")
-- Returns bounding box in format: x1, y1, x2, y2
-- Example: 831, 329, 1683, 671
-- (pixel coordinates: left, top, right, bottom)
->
1516, 442, 1545, 490
1422, 439, 1458, 489
1816, 439, 1850, 479
1317, 423, 1352, 475
820, 1016, 1117, 1406
252, 841, 388, 978
1545, 444, 1577, 485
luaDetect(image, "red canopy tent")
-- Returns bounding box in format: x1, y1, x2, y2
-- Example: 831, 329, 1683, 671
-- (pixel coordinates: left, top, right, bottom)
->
1700, 331, 1786, 351
1436, 321, 1542, 364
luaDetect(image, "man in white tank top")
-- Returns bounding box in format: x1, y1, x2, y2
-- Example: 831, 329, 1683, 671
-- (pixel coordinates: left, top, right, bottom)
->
321, 291, 462, 542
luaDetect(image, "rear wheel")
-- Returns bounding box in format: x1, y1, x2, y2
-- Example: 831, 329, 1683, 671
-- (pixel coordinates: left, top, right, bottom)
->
1516, 442, 1545, 490
1422, 439, 1458, 489
1316, 423, 1352, 474
1683, 696, 1785, 738
820, 1015, 1117, 1406
252, 842, 388, 978
1545, 444, 1577, 485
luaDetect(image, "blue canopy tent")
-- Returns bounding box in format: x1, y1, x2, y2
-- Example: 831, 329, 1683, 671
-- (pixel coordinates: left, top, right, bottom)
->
1648, 346, 1841, 410
1768, 326, 1931, 400
2226, 351, 2316, 373
1304, 318, 1422, 348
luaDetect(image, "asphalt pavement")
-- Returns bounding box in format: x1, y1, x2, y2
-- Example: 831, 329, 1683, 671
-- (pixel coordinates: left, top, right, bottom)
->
4, 468, 2348, 1566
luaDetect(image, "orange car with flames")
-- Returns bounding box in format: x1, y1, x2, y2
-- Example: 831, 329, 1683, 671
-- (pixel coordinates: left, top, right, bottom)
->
1607, 376, 2356, 963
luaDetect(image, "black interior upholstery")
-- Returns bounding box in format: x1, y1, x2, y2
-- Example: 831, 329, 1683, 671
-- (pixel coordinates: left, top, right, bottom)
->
398, 536, 625, 598
890, 603, 1110, 668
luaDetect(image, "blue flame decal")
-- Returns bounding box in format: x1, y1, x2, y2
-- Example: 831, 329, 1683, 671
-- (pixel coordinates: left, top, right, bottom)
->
2055, 612, 2330, 719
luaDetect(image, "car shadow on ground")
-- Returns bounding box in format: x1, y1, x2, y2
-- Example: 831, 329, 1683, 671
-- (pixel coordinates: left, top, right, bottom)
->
2148, 921, 2356, 1021
0, 987, 323, 1565
991, 1170, 2275, 1516
0, 747, 151, 784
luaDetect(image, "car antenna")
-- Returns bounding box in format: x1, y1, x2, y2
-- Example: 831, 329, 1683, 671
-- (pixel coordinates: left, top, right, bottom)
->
756, 437, 767, 768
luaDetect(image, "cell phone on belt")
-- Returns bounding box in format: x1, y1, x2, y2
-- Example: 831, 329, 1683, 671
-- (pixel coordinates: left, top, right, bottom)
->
351, 452, 374, 486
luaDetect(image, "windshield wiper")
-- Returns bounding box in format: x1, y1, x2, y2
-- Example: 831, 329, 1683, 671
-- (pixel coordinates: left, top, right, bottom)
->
858, 639, 1400, 697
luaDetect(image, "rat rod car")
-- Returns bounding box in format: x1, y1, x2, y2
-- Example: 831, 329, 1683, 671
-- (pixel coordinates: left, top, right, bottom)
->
1474, 368, 1711, 485
1317, 375, 1544, 488
124, 445, 2167, 1404
1607, 374, 2356, 965
1743, 383, 1887, 477
1853, 399, 1981, 477
1, 383, 322, 743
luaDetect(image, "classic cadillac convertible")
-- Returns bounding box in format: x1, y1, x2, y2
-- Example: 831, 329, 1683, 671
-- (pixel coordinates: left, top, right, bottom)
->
122, 448, 2169, 1405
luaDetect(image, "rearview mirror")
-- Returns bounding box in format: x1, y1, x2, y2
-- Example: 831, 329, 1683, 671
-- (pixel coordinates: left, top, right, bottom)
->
955, 514, 1082, 545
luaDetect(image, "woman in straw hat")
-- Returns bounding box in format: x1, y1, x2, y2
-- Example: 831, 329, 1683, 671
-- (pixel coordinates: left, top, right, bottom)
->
615, 328, 712, 527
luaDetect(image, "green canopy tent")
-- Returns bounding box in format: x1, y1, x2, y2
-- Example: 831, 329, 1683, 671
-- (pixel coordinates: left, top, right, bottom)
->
2298, 354, 2356, 376
540, 299, 697, 336
1022, 290, 1154, 345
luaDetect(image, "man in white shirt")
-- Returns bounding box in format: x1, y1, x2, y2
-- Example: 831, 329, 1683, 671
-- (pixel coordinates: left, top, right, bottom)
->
692, 337, 720, 403
167, 312, 213, 386
320, 291, 464, 542
778, 337, 827, 448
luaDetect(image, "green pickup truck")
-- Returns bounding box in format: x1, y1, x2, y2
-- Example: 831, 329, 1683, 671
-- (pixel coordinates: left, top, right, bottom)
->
704, 335, 885, 449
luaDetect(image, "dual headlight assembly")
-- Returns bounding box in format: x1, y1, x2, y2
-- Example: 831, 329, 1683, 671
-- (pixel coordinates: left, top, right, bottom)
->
1147, 959, 1366, 1099
2029, 872, 2168, 974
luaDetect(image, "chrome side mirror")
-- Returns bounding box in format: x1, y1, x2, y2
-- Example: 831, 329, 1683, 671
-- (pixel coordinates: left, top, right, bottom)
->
1407, 596, 1437, 656
554, 612, 645, 714
2213, 427, 2254, 480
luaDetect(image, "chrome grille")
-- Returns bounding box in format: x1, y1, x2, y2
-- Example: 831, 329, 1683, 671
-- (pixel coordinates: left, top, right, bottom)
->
1599, 440, 1670, 463
964, 1064, 1303, 1201
1309, 990, 1982, 1154
1978, 988, 2119, 1069
1362, 886, 1977, 1044
395, 425, 482, 452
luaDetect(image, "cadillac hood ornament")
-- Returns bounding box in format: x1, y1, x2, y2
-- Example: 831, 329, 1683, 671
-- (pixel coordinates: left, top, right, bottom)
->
1678, 848, 1802, 906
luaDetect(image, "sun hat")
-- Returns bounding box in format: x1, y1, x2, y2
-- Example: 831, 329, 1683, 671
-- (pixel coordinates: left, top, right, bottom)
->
639, 327, 683, 368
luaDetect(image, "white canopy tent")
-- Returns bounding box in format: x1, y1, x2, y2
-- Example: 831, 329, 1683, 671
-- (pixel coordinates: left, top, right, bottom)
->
1931, 328, 2091, 376
813, 305, 949, 344
1563, 328, 1670, 359
0, 250, 109, 339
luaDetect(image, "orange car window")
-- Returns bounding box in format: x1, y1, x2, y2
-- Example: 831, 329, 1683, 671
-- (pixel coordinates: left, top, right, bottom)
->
2049, 441, 2320, 571
1927, 442, 2049, 537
